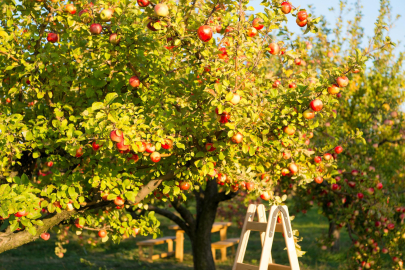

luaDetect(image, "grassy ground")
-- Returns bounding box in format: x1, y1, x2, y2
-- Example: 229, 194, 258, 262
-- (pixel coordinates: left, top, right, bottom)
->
0, 206, 350, 270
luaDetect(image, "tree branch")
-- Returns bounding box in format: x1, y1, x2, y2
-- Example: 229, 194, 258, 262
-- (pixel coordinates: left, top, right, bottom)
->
147, 205, 190, 234
171, 197, 195, 228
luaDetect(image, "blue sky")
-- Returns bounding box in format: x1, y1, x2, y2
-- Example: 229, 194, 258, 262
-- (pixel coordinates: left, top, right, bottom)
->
250, 0, 405, 51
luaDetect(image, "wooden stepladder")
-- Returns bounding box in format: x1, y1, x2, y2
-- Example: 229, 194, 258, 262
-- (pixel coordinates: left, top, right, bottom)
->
232, 204, 300, 270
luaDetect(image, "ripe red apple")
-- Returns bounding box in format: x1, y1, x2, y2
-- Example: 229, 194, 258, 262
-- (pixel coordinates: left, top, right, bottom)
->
92, 141, 101, 151
381, 248, 388, 254
230, 93, 241, 105
261, 174, 270, 182
288, 163, 298, 174
232, 132, 243, 143
129, 76, 140, 88
283, 126, 296, 136
297, 10, 308, 21
295, 58, 302, 65
114, 196, 125, 206
110, 130, 124, 143
197, 25, 213, 42
65, 4, 76, 15
40, 232, 50, 241
334, 146, 343, 154
336, 76, 349, 87
150, 152, 161, 163
314, 156, 322, 163
109, 33, 120, 45
289, 82, 296, 89
127, 154, 139, 163
100, 8, 114, 22
116, 140, 129, 151
98, 230, 107, 238
328, 84, 340, 95
331, 184, 339, 190
220, 112, 230, 123
268, 43, 280, 55
47, 161, 53, 167
6, 98, 11, 103
215, 25, 222, 32
154, 3, 169, 17
161, 139, 173, 149
283, 151, 291, 159
79, 9, 92, 23
296, 18, 307, 27
147, 21, 160, 31
90, 23, 102, 35
272, 80, 281, 88
75, 147, 84, 158
387, 223, 395, 230
206, 143, 216, 152
179, 181, 190, 190
376, 182, 383, 189
260, 192, 271, 201
348, 181, 356, 188
314, 176, 323, 184
252, 18, 264, 30
303, 109, 315, 119
217, 173, 227, 182
310, 99, 323, 112
281, 168, 290, 176
323, 153, 332, 161
14, 210, 28, 217
145, 143, 156, 153
137, 0, 149, 7
246, 182, 255, 191
281, 2, 292, 14
47, 33, 59, 43
133, 227, 140, 235
357, 193, 364, 199
247, 27, 257, 37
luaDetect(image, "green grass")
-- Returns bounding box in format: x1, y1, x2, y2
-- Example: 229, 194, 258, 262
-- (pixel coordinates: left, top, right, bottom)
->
0, 207, 350, 270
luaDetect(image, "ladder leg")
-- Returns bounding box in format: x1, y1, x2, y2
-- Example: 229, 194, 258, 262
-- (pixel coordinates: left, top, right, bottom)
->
280, 206, 300, 270
232, 204, 257, 270
258, 205, 278, 270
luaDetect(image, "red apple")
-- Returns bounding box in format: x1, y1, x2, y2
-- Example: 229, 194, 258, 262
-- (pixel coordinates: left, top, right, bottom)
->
100, 8, 114, 22
92, 141, 101, 151
154, 3, 169, 17
114, 196, 125, 206
272, 80, 281, 88
288, 163, 298, 174
268, 43, 280, 55
247, 27, 257, 37
303, 109, 315, 119
297, 10, 308, 21
336, 76, 349, 87
310, 99, 323, 112
314, 176, 323, 184
40, 232, 50, 241
179, 181, 190, 190
47, 33, 59, 43
14, 210, 28, 217
281, 168, 290, 176
357, 193, 364, 199
252, 18, 264, 30
295, 58, 302, 65
110, 130, 124, 143
314, 156, 322, 163
283, 126, 296, 136
289, 82, 296, 89
6, 98, 11, 103
328, 84, 340, 95
206, 143, 216, 152
323, 153, 332, 161
197, 25, 213, 42
98, 230, 107, 238
161, 139, 173, 149
281, 2, 292, 14
283, 151, 291, 159
137, 0, 149, 7
109, 33, 120, 45
334, 146, 343, 154
90, 23, 102, 35
246, 182, 255, 191
232, 133, 243, 143
145, 143, 156, 153
260, 192, 271, 201
150, 152, 161, 163
127, 154, 139, 163
220, 113, 231, 123
129, 76, 140, 88
47, 161, 53, 167
296, 18, 307, 27
65, 4, 76, 15
75, 147, 83, 158
116, 140, 129, 151
376, 182, 383, 189
387, 223, 395, 230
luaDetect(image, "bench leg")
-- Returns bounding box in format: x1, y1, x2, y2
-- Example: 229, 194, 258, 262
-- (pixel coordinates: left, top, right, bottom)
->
139, 246, 144, 260
220, 247, 227, 262
212, 248, 216, 261
168, 239, 173, 253
149, 246, 154, 261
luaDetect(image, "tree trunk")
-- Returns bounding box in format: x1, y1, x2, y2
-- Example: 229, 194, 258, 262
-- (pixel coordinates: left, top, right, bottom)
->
189, 179, 219, 270
328, 221, 340, 252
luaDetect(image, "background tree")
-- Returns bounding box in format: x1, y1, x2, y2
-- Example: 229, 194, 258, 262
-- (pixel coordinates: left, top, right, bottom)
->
0, 0, 376, 269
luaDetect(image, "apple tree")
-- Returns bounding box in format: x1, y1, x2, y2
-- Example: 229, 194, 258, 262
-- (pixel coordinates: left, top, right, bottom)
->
0, 0, 370, 269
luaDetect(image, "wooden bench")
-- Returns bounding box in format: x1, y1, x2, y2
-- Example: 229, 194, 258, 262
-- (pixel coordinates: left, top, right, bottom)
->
211, 238, 240, 262
137, 236, 176, 262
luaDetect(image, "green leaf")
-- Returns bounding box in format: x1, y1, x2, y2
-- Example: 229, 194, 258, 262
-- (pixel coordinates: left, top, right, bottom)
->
92, 102, 104, 111
104, 92, 118, 105
33, 152, 40, 159
125, 191, 136, 202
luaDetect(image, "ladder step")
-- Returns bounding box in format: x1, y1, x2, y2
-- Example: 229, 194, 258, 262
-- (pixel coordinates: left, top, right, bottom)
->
235, 262, 259, 270
268, 263, 292, 270
246, 222, 284, 233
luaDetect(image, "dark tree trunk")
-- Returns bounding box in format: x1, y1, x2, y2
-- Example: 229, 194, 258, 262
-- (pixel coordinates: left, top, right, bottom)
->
328, 221, 340, 252
189, 179, 220, 270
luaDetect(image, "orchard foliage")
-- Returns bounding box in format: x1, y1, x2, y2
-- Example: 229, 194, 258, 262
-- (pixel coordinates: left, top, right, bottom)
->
0, 0, 372, 260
